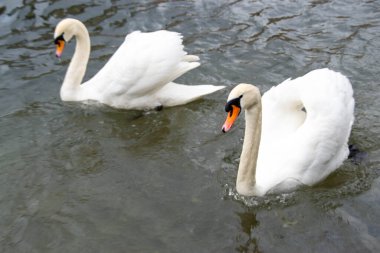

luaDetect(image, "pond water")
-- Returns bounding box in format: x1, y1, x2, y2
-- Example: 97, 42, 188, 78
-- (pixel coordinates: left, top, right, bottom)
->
0, 0, 379, 252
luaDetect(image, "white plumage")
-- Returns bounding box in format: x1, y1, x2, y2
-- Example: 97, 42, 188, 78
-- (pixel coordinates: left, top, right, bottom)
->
53, 18, 224, 110
222, 69, 354, 196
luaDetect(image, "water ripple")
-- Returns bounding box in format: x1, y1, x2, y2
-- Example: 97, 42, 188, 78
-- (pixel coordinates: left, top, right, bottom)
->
0, 0, 379, 252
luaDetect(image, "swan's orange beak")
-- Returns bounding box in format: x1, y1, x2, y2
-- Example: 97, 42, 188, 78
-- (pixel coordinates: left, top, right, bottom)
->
55, 39, 65, 58
222, 105, 241, 133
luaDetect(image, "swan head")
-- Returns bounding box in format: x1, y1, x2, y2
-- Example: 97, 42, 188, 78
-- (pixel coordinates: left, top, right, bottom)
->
53, 18, 84, 58
222, 83, 261, 132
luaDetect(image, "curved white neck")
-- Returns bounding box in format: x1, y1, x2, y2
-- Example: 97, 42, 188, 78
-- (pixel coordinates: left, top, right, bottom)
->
236, 101, 262, 196
60, 23, 90, 101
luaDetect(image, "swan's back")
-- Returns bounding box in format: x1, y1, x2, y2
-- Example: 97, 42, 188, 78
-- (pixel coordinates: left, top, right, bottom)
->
83, 30, 201, 108
256, 69, 354, 193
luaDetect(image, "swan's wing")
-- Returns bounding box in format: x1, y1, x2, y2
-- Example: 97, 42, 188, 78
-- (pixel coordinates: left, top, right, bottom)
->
257, 69, 354, 190
84, 30, 200, 101
296, 69, 354, 183
153, 82, 225, 107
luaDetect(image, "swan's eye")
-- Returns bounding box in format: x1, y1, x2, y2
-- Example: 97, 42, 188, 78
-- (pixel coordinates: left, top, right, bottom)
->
225, 95, 242, 114
225, 103, 232, 113
54, 34, 65, 45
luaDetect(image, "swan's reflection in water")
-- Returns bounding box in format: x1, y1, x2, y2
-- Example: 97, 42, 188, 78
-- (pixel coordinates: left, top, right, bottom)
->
235, 211, 260, 253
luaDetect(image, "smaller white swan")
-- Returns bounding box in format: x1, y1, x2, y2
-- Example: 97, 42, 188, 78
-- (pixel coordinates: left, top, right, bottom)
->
222, 69, 354, 196
53, 18, 224, 110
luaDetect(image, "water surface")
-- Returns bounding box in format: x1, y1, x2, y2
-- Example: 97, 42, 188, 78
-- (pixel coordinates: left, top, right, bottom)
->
0, 0, 379, 252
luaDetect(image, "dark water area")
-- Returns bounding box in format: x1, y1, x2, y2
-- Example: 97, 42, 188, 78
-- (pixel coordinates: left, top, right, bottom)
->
0, 0, 379, 252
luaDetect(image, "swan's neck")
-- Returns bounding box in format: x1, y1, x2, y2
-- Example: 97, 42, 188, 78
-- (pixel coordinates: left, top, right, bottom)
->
236, 101, 262, 196
60, 24, 90, 101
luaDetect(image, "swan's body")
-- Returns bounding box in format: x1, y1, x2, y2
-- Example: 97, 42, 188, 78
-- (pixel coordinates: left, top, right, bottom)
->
222, 69, 354, 196
53, 18, 224, 110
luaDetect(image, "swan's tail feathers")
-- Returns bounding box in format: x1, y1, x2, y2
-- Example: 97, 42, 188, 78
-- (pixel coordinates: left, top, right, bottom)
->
156, 82, 225, 107
177, 55, 200, 77
186, 61, 201, 72
166, 61, 200, 86
183, 55, 200, 62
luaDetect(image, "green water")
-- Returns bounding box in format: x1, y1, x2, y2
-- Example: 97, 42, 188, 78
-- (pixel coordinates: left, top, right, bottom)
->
0, 0, 379, 252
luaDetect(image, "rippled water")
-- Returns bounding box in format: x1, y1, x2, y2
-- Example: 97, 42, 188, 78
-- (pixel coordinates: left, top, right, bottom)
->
1, 0, 379, 252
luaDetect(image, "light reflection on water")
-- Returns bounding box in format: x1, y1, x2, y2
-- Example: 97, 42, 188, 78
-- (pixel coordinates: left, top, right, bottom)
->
0, 0, 379, 252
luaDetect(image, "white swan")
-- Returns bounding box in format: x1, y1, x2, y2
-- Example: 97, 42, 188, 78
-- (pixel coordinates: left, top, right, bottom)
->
222, 69, 354, 196
53, 18, 224, 110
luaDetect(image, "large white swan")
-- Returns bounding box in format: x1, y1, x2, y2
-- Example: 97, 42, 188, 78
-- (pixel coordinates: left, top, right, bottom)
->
222, 69, 354, 196
53, 18, 224, 110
